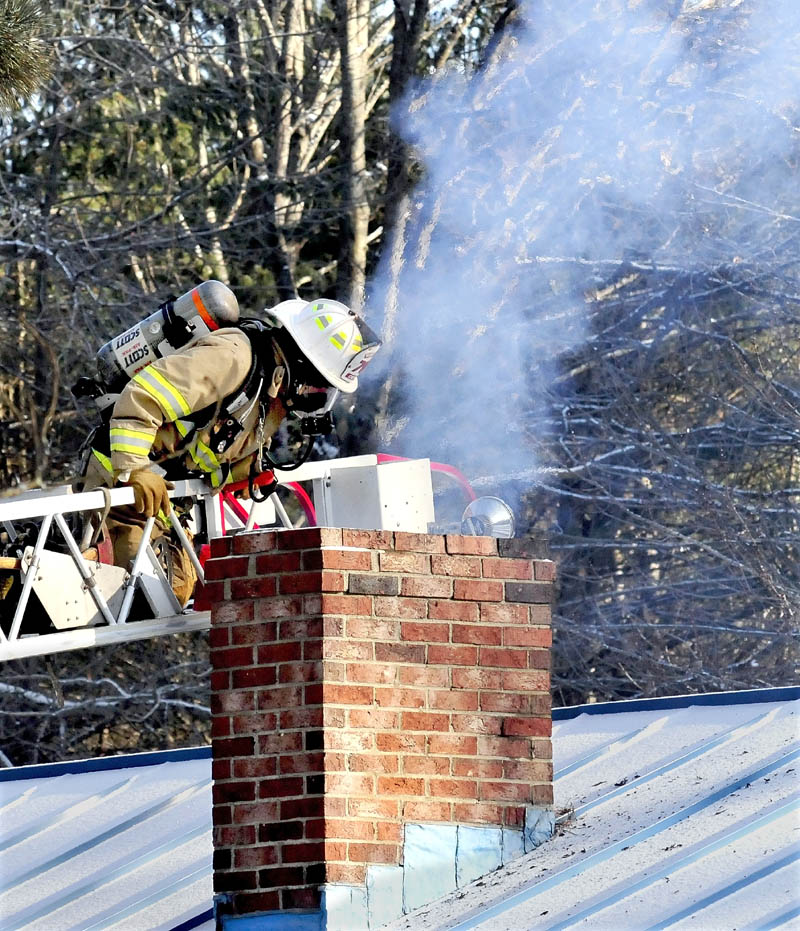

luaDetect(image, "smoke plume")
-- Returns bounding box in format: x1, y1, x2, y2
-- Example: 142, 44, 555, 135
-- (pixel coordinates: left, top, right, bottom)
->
367, 0, 800, 484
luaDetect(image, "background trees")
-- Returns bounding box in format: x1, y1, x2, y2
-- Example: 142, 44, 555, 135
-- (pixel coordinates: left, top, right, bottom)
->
1, 0, 798, 765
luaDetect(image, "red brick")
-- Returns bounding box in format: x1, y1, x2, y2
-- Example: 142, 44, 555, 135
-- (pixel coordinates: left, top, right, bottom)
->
428, 644, 478, 666
349, 574, 398, 596
233, 758, 278, 778
255, 596, 304, 619
452, 802, 504, 825
213, 781, 256, 804
211, 716, 231, 738
215, 826, 256, 849
258, 685, 303, 709
348, 708, 400, 729
231, 576, 278, 600
477, 735, 532, 759
346, 662, 397, 684
322, 640, 374, 661
233, 712, 278, 733
376, 732, 426, 753
281, 797, 324, 820
326, 863, 368, 884
374, 687, 426, 709
374, 597, 428, 619
279, 571, 344, 594
503, 759, 553, 781
213, 690, 256, 714
429, 689, 479, 711
454, 579, 503, 602
402, 755, 450, 775
480, 692, 531, 714
399, 665, 450, 687
212, 600, 254, 625
324, 684, 374, 705
451, 713, 503, 735
401, 621, 449, 642
503, 627, 552, 647
258, 776, 305, 798
213, 646, 254, 669
278, 527, 343, 549
254, 551, 303, 573
502, 717, 552, 737
348, 843, 401, 864
311, 548, 373, 571
232, 666, 277, 689
234, 846, 280, 868
534, 560, 556, 581
428, 734, 477, 755
232, 531, 278, 554
452, 667, 503, 689
322, 819, 376, 841
429, 600, 479, 622
452, 624, 502, 645
377, 775, 424, 795
379, 551, 430, 573
346, 617, 399, 639
394, 532, 446, 553
278, 661, 322, 683
479, 781, 534, 802
280, 706, 324, 729
531, 785, 554, 805
428, 778, 478, 799
213, 759, 231, 780
375, 643, 425, 664
347, 753, 400, 774
326, 730, 375, 752
282, 841, 329, 863
445, 535, 497, 555
481, 557, 533, 580
377, 822, 403, 843
229, 892, 280, 914
214, 736, 255, 758
205, 556, 251, 580
209, 627, 230, 648
325, 772, 375, 794
452, 757, 504, 778
257, 641, 302, 664
231, 622, 278, 645
529, 604, 552, 624
210, 535, 233, 557
319, 593, 373, 616
505, 581, 553, 604
400, 576, 452, 598
431, 555, 481, 577
403, 800, 451, 821
401, 710, 450, 732
342, 529, 394, 549
347, 797, 400, 819
259, 732, 304, 754
504, 669, 550, 691
258, 866, 306, 888
211, 670, 230, 691
480, 647, 527, 668
281, 888, 322, 910
279, 618, 323, 640
479, 603, 528, 624
528, 650, 551, 670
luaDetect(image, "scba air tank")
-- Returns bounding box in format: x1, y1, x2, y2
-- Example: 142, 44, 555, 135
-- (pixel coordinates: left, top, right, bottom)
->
95, 280, 240, 393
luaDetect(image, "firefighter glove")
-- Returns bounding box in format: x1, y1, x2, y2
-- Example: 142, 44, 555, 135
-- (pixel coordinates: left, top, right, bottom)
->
126, 470, 174, 519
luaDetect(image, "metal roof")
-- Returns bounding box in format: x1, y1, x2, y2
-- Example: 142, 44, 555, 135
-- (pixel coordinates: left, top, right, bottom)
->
0, 687, 797, 931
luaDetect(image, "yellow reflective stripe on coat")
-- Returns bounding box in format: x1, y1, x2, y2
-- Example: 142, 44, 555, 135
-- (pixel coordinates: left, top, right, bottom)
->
189, 438, 225, 487
132, 367, 191, 421
91, 449, 113, 474
109, 427, 154, 456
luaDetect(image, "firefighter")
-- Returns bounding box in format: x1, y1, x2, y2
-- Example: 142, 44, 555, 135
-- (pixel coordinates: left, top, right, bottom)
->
79, 296, 381, 604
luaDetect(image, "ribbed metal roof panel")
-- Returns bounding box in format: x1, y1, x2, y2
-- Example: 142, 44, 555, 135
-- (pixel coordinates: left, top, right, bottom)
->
0, 689, 796, 931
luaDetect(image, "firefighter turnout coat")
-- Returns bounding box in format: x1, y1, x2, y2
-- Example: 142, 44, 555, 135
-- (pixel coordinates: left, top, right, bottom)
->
87, 328, 284, 489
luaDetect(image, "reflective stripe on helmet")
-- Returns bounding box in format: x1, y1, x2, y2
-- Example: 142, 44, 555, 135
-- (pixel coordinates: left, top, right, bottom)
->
132, 367, 191, 421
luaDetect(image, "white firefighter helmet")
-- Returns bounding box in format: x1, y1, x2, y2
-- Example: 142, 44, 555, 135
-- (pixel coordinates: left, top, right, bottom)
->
265, 298, 381, 394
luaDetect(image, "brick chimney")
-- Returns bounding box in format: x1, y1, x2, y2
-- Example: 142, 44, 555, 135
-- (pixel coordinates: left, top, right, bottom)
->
205, 527, 554, 930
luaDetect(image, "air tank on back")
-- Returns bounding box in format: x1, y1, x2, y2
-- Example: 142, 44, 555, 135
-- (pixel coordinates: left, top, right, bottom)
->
95, 280, 240, 394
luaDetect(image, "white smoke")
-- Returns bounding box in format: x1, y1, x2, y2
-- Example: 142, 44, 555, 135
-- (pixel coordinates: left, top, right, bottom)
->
366, 0, 800, 482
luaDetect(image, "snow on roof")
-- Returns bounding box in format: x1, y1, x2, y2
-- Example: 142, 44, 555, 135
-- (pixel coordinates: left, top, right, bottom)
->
0, 688, 796, 931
